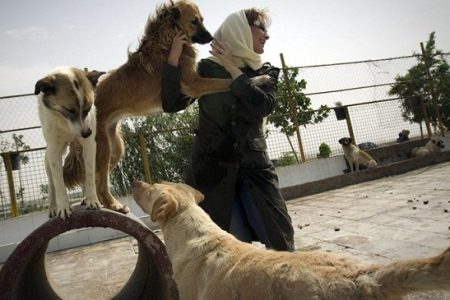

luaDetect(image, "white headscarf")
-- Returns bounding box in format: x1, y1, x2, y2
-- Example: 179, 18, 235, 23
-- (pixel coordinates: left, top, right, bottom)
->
208, 10, 263, 71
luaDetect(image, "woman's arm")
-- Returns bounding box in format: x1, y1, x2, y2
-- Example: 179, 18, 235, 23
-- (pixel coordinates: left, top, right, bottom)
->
210, 40, 278, 119
161, 31, 193, 113
230, 71, 278, 119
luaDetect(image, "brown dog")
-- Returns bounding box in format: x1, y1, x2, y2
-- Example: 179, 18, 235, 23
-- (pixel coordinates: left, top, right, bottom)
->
339, 137, 378, 172
133, 180, 450, 300
65, 0, 265, 212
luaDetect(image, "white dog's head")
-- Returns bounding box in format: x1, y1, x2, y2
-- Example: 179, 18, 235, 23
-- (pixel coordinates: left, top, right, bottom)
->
132, 181, 204, 223
429, 138, 445, 149
34, 67, 105, 138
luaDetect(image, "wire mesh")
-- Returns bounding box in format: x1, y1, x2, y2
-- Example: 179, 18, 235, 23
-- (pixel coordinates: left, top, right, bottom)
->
0, 54, 447, 219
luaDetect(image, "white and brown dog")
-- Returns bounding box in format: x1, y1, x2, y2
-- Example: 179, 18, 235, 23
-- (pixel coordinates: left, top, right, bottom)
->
411, 138, 445, 158
339, 137, 378, 172
35, 67, 104, 219
133, 180, 450, 300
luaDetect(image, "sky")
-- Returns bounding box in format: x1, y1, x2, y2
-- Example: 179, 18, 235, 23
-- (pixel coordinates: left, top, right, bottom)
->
0, 0, 449, 97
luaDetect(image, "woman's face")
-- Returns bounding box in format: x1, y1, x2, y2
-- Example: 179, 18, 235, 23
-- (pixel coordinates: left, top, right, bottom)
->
250, 21, 269, 54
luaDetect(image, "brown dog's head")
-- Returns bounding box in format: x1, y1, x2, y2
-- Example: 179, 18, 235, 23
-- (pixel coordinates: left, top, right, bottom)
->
339, 137, 352, 146
158, 0, 213, 44
132, 181, 204, 223
34, 67, 105, 138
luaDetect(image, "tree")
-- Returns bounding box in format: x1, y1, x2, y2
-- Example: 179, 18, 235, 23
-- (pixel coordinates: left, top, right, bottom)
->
110, 110, 197, 195
270, 67, 330, 161
272, 68, 330, 136
389, 32, 450, 132
0, 133, 31, 166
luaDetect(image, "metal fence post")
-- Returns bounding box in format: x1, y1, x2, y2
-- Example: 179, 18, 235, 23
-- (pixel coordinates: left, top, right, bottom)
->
279, 53, 306, 163
3, 152, 19, 217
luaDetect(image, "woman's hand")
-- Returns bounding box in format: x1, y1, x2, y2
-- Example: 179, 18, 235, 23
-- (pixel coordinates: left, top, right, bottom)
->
210, 39, 243, 79
168, 30, 190, 67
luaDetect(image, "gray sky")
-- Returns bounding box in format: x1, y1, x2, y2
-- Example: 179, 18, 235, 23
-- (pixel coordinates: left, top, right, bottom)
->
0, 0, 449, 96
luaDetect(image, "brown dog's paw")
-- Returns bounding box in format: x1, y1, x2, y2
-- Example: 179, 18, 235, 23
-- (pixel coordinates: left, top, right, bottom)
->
105, 202, 130, 214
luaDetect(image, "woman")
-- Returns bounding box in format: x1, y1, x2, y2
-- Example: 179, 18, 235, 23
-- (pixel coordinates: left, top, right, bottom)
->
161, 8, 295, 251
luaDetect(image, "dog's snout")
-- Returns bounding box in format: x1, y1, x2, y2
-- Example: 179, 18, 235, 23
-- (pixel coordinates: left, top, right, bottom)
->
192, 29, 213, 44
81, 128, 92, 138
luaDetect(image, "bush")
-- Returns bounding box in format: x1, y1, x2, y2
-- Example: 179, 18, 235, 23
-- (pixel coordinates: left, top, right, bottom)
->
277, 152, 298, 166
317, 142, 332, 158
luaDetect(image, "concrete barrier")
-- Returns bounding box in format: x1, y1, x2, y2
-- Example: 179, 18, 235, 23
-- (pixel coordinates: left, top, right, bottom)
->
0, 206, 178, 300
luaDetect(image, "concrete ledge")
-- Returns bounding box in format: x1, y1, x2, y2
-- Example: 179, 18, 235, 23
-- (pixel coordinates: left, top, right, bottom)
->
281, 151, 450, 200
0, 206, 178, 300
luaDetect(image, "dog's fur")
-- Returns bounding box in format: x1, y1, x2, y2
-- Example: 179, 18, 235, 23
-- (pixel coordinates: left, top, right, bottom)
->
339, 137, 378, 172
64, 0, 268, 213
132, 180, 450, 300
411, 138, 444, 158
35, 67, 104, 219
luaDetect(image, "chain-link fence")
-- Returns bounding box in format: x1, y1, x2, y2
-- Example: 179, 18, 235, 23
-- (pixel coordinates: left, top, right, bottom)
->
1, 53, 448, 219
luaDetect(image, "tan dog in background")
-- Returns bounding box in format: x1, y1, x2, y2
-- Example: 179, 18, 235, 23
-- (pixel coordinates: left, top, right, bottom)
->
64, 0, 267, 213
339, 137, 378, 172
411, 138, 444, 158
133, 180, 450, 300
35, 67, 104, 219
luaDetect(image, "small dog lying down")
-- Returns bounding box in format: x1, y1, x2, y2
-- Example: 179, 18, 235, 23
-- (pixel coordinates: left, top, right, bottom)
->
133, 181, 450, 300
339, 137, 378, 172
411, 138, 444, 158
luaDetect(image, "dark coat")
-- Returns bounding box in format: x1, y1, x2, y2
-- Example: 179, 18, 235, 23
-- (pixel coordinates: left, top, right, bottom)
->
162, 59, 294, 250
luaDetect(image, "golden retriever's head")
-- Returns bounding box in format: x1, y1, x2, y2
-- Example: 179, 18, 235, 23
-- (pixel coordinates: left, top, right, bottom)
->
132, 181, 204, 223
34, 67, 105, 138
159, 0, 213, 44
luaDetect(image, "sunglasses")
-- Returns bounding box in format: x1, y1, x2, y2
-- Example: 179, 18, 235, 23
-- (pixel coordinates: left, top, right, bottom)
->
252, 20, 267, 33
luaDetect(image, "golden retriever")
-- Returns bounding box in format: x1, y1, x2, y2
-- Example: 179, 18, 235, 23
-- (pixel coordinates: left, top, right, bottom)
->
339, 137, 378, 172
65, 0, 268, 213
132, 180, 450, 300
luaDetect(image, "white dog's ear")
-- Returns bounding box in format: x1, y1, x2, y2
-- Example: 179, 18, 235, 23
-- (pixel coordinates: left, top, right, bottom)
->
151, 192, 178, 222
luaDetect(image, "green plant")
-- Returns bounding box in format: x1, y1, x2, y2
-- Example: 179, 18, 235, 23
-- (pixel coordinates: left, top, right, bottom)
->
317, 142, 332, 158
277, 152, 297, 167
389, 32, 450, 132
272, 67, 330, 136
0, 133, 31, 165
110, 109, 197, 195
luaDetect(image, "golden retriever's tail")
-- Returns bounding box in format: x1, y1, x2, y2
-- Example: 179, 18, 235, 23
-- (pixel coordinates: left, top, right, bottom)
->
372, 247, 450, 296
63, 141, 86, 189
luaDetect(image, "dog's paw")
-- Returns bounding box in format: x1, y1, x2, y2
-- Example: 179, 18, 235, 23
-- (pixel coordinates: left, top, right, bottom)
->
108, 203, 130, 214
48, 208, 57, 218
56, 205, 73, 220
83, 198, 102, 210
250, 74, 272, 86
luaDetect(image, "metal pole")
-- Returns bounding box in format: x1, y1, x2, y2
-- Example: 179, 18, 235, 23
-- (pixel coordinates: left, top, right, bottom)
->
279, 53, 306, 163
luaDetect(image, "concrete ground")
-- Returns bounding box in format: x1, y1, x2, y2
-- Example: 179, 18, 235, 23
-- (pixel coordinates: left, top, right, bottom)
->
6, 162, 450, 299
